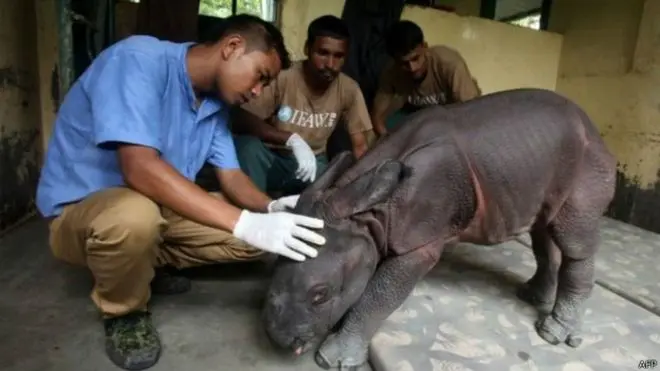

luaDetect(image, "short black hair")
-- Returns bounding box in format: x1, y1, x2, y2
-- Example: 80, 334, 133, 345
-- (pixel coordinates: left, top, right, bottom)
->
305, 15, 350, 48
384, 20, 425, 58
210, 13, 291, 69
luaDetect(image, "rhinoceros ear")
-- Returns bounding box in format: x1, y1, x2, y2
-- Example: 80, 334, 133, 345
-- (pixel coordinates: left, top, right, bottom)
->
295, 151, 355, 214
326, 159, 408, 217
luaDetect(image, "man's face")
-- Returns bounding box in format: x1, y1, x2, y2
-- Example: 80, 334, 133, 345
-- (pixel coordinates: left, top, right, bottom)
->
395, 43, 428, 81
215, 35, 282, 105
305, 36, 348, 84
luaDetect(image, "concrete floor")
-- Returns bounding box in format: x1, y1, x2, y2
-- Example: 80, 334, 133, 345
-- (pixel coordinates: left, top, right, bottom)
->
2, 215, 659, 371
0, 218, 372, 371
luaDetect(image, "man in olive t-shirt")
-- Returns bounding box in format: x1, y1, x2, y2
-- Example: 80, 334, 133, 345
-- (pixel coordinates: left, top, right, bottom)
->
371, 20, 482, 137
231, 15, 373, 196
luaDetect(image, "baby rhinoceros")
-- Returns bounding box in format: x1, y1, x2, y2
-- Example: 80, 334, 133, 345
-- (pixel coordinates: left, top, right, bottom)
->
262, 88, 617, 370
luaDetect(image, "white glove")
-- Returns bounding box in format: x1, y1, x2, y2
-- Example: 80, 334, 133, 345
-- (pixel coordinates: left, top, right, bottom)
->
232, 210, 326, 261
286, 133, 317, 183
267, 195, 300, 213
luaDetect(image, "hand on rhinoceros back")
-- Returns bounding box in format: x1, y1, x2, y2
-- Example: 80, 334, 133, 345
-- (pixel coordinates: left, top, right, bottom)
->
232, 209, 326, 261
286, 133, 317, 183
267, 195, 300, 213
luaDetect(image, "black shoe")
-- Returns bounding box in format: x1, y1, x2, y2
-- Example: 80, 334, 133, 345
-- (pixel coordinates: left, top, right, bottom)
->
104, 311, 161, 370
150, 267, 191, 295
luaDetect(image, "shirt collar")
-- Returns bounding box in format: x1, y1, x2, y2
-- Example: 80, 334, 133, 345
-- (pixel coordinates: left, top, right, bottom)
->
178, 42, 225, 119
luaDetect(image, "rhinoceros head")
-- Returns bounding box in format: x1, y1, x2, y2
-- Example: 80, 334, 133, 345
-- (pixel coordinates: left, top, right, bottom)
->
262, 151, 408, 356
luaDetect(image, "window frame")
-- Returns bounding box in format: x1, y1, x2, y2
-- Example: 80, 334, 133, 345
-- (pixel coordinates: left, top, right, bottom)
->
481, 0, 553, 31
504, 9, 542, 30
198, 0, 279, 25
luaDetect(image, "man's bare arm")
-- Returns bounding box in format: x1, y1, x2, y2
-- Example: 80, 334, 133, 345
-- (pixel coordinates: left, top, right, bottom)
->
118, 144, 242, 232
342, 81, 381, 151
370, 112, 388, 138
370, 64, 404, 137
214, 168, 272, 213
370, 97, 401, 138
231, 107, 291, 145
349, 131, 369, 158
436, 48, 481, 103
449, 64, 481, 103
370, 87, 404, 138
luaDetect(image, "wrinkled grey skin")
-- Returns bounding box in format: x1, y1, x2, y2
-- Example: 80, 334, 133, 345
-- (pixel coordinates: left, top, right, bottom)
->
262, 88, 617, 370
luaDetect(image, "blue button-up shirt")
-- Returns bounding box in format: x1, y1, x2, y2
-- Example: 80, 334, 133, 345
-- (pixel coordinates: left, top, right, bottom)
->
36, 35, 239, 217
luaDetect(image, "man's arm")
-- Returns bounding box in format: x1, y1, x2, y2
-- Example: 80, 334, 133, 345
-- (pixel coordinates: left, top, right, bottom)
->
349, 132, 369, 159
230, 107, 291, 145
370, 95, 397, 138
207, 115, 272, 212
231, 74, 292, 146
342, 82, 374, 158
215, 168, 272, 212
370, 68, 404, 137
118, 146, 243, 231
87, 49, 244, 233
441, 50, 481, 103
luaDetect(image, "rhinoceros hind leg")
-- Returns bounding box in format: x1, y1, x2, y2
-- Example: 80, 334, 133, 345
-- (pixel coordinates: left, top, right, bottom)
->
516, 225, 561, 315
533, 211, 598, 348
534, 147, 614, 348
533, 219, 597, 348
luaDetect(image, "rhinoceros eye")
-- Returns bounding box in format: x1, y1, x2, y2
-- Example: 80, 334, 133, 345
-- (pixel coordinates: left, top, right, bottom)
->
310, 286, 329, 305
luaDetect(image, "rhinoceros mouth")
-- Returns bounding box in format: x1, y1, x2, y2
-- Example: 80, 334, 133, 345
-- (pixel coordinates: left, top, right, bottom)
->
291, 337, 314, 356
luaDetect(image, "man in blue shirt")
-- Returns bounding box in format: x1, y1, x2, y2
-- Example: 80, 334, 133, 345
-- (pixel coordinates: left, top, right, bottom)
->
36, 14, 326, 370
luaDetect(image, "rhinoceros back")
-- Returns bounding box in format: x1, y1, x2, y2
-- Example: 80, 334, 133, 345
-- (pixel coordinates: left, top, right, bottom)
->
336, 88, 595, 250
448, 89, 589, 242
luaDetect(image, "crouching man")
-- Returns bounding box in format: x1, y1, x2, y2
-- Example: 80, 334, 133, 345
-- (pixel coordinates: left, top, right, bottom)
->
371, 20, 482, 137
35, 14, 326, 371
231, 15, 373, 197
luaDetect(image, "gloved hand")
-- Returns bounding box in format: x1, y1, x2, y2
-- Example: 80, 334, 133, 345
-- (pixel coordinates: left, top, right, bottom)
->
232, 210, 326, 261
286, 133, 317, 183
267, 195, 300, 213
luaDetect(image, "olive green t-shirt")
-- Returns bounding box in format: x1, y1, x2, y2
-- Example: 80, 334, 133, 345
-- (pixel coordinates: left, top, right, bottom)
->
373, 45, 481, 116
241, 61, 373, 154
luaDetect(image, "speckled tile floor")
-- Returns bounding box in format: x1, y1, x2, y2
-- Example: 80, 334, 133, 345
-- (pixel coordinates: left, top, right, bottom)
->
1, 216, 658, 371
370, 235, 660, 371
0, 218, 372, 371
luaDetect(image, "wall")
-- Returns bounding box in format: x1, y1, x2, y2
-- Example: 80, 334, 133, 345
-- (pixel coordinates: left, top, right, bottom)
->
432, 0, 481, 16
279, 0, 562, 94
278, 0, 344, 60
451, 0, 481, 17
115, 1, 140, 41
548, 0, 660, 232
34, 0, 658, 234
496, 0, 542, 20
399, 6, 561, 94
112, 0, 561, 95
34, 0, 58, 153
0, 0, 42, 233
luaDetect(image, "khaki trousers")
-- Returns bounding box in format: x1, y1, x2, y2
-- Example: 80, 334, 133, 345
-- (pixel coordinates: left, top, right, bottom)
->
48, 187, 264, 318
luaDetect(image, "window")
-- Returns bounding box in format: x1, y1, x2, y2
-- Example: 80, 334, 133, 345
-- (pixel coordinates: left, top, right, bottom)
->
509, 12, 541, 30
199, 0, 276, 22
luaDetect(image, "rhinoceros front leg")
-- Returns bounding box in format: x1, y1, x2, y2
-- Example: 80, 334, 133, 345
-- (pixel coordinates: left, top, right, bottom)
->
315, 243, 443, 370
517, 226, 561, 314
